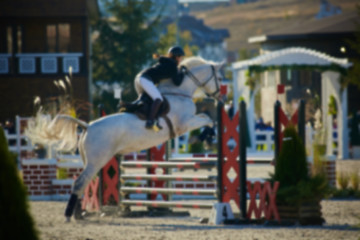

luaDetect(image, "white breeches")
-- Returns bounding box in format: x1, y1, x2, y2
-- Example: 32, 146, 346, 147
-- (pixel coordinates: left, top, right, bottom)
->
135, 75, 163, 101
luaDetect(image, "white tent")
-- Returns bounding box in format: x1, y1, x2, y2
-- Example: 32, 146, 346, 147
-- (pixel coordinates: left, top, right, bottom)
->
232, 47, 352, 159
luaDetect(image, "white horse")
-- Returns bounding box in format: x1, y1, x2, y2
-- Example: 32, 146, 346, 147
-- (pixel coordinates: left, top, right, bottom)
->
26, 57, 224, 221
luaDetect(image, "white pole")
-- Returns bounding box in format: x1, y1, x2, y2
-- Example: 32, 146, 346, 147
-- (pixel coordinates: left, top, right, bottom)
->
174, 136, 179, 154
341, 87, 349, 159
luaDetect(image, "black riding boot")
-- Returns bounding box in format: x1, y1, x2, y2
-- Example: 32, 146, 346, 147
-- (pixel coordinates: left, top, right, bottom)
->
145, 99, 163, 131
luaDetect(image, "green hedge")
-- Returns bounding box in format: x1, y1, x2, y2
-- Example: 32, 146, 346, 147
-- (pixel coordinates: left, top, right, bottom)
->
0, 127, 39, 240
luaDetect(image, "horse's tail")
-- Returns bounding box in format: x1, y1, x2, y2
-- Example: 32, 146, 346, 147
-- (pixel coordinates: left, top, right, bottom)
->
25, 112, 89, 152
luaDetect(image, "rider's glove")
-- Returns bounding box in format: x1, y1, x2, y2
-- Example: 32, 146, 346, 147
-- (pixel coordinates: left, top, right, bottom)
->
180, 66, 187, 73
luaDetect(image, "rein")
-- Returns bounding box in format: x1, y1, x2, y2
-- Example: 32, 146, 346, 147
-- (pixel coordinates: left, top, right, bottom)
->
183, 65, 220, 98
162, 92, 192, 99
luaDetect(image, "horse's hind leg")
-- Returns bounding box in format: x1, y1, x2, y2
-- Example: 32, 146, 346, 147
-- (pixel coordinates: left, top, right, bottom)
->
78, 131, 87, 166
64, 134, 88, 221
64, 136, 98, 221
73, 134, 88, 219
64, 138, 114, 221
64, 163, 98, 221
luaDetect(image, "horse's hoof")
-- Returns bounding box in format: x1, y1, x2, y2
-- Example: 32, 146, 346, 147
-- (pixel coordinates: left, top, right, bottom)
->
74, 212, 85, 220
65, 217, 71, 223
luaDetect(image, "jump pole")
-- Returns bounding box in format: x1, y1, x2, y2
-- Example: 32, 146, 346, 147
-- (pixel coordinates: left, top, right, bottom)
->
239, 100, 247, 220
217, 100, 247, 219
216, 101, 224, 204
274, 100, 281, 163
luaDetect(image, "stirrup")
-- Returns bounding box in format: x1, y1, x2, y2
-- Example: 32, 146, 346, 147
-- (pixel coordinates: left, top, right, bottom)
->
152, 120, 162, 132
145, 120, 162, 132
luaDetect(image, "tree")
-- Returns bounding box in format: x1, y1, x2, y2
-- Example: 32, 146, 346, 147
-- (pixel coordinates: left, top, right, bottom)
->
157, 23, 198, 56
92, 0, 161, 112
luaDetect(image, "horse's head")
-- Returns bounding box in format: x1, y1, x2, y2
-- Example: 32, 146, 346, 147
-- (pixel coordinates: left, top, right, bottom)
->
180, 57, 225, 99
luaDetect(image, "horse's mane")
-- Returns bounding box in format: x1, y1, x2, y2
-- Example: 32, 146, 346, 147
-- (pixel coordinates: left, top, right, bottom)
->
180, 56, 212, 69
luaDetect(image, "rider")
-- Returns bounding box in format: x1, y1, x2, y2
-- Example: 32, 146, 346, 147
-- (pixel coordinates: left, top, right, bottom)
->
135, 46, 186, 130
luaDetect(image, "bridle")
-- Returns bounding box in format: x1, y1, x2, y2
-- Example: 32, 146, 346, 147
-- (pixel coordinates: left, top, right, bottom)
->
182, 65, 220, 98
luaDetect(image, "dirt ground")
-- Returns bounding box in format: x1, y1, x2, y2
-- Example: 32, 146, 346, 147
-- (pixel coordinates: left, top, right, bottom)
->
28, 160, 360, 240
29, 200, 360, 240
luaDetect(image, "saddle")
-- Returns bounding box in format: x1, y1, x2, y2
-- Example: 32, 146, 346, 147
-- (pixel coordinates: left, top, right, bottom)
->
118, 93, 170, 121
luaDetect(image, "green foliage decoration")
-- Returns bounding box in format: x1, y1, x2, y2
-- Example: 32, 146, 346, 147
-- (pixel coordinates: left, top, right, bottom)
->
249, 64, 348, 76
245, 70, 258, 92
328, 95, 337, 116
0, 127, 39, 240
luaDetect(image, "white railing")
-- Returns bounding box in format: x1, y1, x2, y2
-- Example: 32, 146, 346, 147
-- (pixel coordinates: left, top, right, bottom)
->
174, 132, 190, 153
3, 116, 343, 168
15, 53, 82, 74
254, 130, 274, 152
4, 116, 34, 168
173, 130, 275, 154
173, 126, 341, 158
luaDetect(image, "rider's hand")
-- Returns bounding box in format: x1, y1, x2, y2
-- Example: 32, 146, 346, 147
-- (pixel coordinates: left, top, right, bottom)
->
180, 66, 187, 73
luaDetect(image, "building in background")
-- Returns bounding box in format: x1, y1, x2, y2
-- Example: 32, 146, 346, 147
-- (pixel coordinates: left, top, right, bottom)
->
0, 0, 99, 123
231, 10, 360, 159
248, 11, 360, 124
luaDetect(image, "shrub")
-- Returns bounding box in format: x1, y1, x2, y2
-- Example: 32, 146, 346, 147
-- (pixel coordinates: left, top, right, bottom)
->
273, 125, 308, 188
337, 172, 350, 190
0, 127, 39, 240
312, 144, 327, 176
350, 171, 360, 191
297, 174, 331, 201
272, 124, 331, 205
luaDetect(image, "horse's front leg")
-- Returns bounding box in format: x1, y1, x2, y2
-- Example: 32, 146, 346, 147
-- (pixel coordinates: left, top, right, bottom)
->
180, 113, 213, 134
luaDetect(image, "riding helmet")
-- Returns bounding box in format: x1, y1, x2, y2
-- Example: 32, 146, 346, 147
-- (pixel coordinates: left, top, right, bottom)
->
168, 46, 185, 57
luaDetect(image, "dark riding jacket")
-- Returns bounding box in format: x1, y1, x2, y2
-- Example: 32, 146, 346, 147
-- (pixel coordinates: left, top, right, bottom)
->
141, 57, 184, 86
